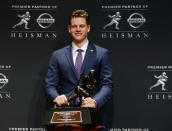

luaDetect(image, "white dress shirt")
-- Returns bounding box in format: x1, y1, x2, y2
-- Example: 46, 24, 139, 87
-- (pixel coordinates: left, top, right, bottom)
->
72, 40, 89, 65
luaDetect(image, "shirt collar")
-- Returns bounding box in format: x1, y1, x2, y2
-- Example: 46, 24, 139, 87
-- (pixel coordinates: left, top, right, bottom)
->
72, 40, 89, 53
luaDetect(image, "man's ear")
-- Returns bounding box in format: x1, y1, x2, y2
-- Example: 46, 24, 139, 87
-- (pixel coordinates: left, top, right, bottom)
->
88, 25, 90, 32
68, 25, 71, 33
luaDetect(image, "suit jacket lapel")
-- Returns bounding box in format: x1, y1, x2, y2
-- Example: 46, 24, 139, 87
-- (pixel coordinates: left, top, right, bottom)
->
65, 45, 78, 81
81, 43, 95, 74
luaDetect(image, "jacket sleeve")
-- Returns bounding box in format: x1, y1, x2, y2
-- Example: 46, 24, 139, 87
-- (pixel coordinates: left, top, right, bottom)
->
93, 49, 114, 109
45, 52, 60, 101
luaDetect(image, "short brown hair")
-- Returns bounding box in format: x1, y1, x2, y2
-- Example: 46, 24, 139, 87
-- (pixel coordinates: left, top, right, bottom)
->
69, 9, 89, 25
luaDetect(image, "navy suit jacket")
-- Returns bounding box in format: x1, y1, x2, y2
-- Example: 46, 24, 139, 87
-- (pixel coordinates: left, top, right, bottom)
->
45, 42, 113, 109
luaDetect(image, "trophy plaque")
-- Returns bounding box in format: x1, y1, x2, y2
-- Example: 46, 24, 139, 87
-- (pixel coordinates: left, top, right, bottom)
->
50, 110, 82, 123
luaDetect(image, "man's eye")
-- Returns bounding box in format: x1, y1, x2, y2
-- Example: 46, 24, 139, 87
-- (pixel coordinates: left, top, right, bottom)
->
71, 25, 77, 28
80, 25, 85, 28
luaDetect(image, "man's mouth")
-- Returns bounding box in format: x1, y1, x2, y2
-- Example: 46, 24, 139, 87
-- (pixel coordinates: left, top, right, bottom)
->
75, 33, 82, 36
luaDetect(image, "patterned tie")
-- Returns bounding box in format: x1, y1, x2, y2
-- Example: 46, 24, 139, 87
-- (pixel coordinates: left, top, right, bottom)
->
75, 49, 83, 79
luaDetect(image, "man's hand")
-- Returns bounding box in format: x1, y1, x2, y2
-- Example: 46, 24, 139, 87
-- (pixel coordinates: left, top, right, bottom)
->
81, 97, 97, 108
53, 95, 69, 106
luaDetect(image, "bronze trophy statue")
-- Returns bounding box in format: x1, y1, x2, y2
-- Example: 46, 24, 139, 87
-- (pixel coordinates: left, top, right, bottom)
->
67, 69, 96, 102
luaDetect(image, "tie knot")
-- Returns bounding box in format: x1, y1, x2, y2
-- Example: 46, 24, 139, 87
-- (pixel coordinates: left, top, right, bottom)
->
77, 49, 83, 53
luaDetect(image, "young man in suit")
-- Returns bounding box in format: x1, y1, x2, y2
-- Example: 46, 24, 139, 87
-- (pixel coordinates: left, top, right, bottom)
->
45, 10, 114, 125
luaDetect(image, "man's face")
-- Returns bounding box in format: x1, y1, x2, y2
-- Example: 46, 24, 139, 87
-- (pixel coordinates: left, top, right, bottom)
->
68, 17, 90, 44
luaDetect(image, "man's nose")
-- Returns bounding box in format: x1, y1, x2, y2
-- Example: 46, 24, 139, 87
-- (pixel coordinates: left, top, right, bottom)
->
76, 26, 81, 31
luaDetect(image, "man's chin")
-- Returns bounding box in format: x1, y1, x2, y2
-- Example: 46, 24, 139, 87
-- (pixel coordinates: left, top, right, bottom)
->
74, 36, 82, 40
73, 39, 83, 43
72, 36, 87, 44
